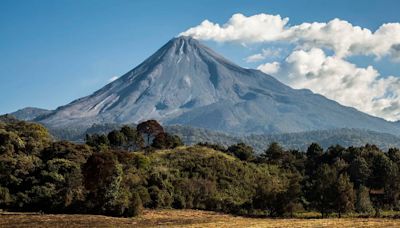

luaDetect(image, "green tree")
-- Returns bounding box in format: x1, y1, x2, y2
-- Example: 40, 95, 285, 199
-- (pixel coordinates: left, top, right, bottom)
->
152, 133, 183, 149
85, 134, 110, 149
349, 156, 371, 188
120, 125, 144, 151
227, 143, 254, 161
305, 143, 324, 177
355, 185, 374, 214
281, 172, 303, 217
334, 173, 355, 218
388, 148, 400, 164
261, 142, 285, 165
307, 164, 336, 218
253, 176, 286, 216
107, 130, 126, 149
83, 152, 126, 216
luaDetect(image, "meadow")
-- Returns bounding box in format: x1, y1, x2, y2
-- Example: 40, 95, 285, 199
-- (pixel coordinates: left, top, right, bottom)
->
2, 210, 400, 228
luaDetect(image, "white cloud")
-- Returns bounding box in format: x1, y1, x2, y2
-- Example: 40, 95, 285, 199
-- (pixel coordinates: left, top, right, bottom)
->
182, 13, 400, 120
245, 53, 265, 63
257, 61, 280, 74
181, 13, 400, 60
258, 48, 400, 121
245, 48, 282, 63
109, 76, 119, 82
181, 13, 290, 43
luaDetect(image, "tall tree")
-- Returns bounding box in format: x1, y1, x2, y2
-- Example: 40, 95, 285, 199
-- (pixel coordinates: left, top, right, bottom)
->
107, 130, 126, 148
305, 143, 324, 177
136, 120, 164, 146
120, 125, 144, 151
334, 173, 355, 218
307, 164, 336, 218
349, 156, 371, 188
355, 185, 374, 214
261, 142, 285, 165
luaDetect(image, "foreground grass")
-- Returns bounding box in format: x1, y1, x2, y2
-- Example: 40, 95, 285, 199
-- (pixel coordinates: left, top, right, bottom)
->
2, 210, 400, 227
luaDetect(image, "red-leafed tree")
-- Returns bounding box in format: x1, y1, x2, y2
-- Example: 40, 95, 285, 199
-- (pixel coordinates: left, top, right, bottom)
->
136, 120, 164, 146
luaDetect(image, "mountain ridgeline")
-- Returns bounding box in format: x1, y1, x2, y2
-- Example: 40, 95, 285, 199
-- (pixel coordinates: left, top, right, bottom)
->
11, 107, 52, 121
35, 36, 400, 136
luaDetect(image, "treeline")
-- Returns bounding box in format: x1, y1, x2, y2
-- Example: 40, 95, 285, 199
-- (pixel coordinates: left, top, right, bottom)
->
46, 122, 400, 152
1, 116, 400, 218
198, 141, 400, 217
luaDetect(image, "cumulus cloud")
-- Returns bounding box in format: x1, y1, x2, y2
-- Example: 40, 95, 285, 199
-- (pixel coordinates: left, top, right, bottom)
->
257, 61, 280, 74
258, 48, 400, 121
181, 14, 290, 43
181, 13, 400, 120
181, 13, 400, 60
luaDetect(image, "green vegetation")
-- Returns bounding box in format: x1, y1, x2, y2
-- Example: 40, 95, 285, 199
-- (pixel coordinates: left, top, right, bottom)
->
1, 115, 400, 219
46, 123, 400, 152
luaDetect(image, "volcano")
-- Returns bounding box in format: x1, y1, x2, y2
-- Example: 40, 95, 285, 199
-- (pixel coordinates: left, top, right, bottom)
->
38, 36, 400, 135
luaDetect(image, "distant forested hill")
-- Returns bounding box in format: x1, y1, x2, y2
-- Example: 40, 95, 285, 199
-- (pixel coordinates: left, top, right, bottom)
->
167, 126, 400, 152
46, 123, 400, 152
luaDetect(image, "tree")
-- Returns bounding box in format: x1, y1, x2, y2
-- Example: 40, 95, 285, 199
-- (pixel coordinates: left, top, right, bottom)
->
355, 185, 374, 214
227, 143, 254, 161
261, 142, 285, 165
120, 126, 144, 151
83, 152, 144, 216
136, 120, 164, 146
152, 133, 183, 149
368, 153, 394, 189
326, 145, 345, 164
307, 164, 336, 218
349, 157, 371, 188
388, 148, 400, 165
334, 173, 355, 218
307, 143, 324, 159
107, 130, 126, 148
305, 143, 324, 177
253, 176, 285, 216
85, 134, 110, 149
282, 172, 303, 217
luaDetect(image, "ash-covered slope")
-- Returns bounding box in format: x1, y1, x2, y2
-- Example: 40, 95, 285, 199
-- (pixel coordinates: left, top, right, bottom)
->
10, 107, 52, 121
38, 36, 400, 135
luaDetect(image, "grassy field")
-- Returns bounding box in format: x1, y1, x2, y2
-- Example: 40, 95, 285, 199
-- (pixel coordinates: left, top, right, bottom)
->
2, 209, 400, 227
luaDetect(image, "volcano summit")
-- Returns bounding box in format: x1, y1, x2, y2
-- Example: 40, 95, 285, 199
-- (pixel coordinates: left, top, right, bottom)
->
38, 36, 400, 135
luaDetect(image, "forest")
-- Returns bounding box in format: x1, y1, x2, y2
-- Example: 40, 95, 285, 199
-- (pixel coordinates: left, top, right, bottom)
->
1, 115, 400, 218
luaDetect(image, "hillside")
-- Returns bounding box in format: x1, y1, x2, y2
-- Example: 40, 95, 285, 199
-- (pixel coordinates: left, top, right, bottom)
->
2, 117, 400, 219
168, 126, 400, 152
9, 107, 51, 121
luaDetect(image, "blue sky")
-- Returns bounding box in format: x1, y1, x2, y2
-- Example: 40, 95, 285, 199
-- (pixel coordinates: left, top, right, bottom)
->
1, 0, 400, 119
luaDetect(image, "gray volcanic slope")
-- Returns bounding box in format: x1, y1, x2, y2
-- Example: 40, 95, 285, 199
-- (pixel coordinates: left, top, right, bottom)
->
11, 107, 52, 121
38, 36, 400, 135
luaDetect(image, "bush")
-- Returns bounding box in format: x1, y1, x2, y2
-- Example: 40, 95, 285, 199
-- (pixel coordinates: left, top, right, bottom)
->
227, 143, 254, 161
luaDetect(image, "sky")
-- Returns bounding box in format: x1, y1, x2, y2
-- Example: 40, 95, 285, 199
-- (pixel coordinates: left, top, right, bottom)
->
1, 0, 400, 120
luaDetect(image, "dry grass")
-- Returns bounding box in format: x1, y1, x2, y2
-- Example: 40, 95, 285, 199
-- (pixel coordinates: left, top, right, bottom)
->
1, 209, 400, 227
